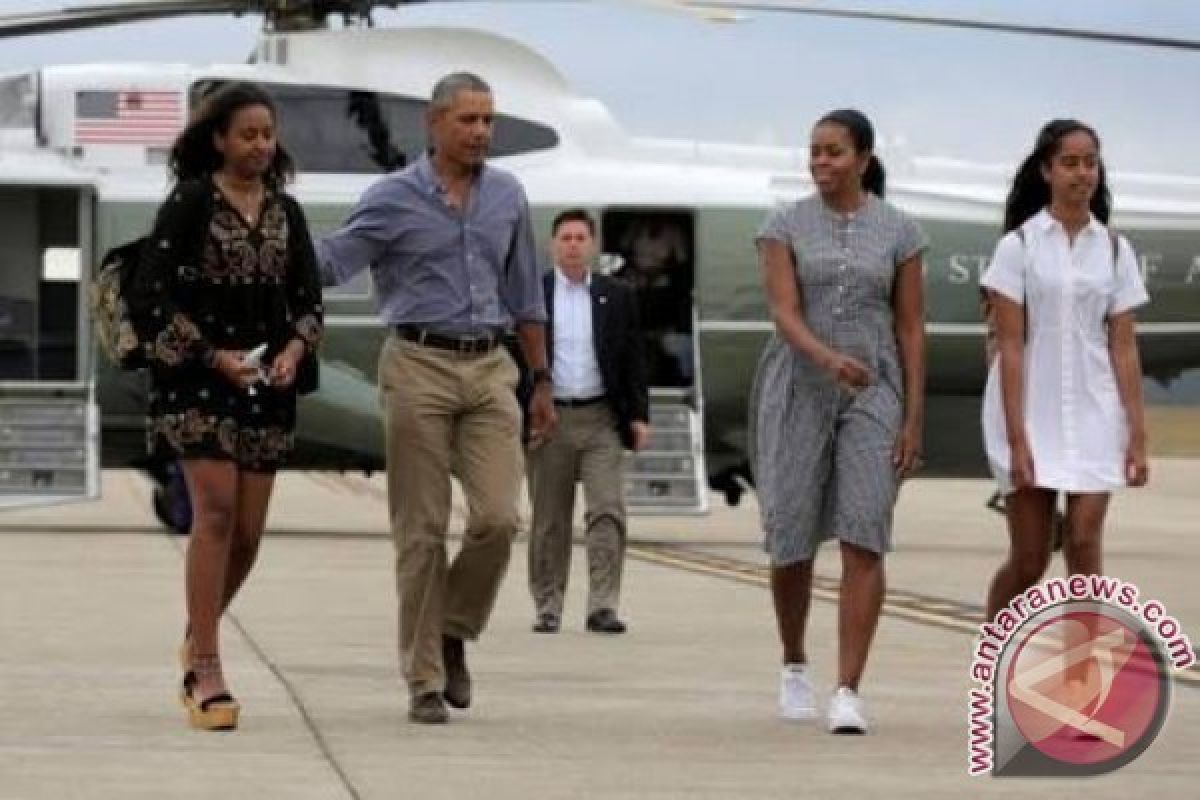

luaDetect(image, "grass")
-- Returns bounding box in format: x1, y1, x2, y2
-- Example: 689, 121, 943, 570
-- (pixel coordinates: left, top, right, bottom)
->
1146, 407, 1200, 457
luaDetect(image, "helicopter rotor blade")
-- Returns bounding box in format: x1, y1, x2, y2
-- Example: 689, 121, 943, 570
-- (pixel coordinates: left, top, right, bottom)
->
0, 1, 427, 40
0, 1, 250, 39
678, 1, 1200, 52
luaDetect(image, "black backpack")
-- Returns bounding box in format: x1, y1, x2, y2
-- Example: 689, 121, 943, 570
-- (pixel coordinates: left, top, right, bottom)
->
89, 184, 213, 371
90, 236, 151, 370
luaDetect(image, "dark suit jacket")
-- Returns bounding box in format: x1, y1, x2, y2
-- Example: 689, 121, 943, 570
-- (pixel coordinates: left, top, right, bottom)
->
541, 270, 649, 450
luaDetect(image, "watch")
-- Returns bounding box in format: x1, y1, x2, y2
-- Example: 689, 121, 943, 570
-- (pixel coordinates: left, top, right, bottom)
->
531, 368, 552, 386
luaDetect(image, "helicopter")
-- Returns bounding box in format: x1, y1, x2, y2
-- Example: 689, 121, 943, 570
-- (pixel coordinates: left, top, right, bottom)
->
1, 0, 1199, 522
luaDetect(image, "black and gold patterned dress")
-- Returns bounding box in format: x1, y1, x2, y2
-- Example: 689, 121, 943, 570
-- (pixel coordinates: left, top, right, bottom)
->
130, 177, 323, 472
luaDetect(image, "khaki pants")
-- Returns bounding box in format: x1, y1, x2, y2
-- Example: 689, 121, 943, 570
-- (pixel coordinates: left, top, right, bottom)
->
527, 403, 627, 619
378, 336, 522, 696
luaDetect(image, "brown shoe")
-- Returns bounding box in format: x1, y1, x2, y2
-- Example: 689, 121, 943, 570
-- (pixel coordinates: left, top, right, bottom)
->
408, 691, 449, 724
442, 635, 472, 710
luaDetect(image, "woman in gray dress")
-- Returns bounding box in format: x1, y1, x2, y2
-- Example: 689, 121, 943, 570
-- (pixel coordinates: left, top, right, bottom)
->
750, 109, 926, 733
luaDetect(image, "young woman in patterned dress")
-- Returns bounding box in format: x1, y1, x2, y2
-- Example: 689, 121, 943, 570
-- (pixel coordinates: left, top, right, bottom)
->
130, 82, 323, 730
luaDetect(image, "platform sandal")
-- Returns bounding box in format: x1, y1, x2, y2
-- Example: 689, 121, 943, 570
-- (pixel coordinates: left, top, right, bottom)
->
184, 654, 240, 731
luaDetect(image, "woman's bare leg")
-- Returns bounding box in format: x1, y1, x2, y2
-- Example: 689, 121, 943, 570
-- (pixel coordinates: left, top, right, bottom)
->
222, 470, 275, 612
986, 488, 1056, 620
181, 459, 239, 701
1062, 492, 1109, 579
771, 560, 814, 665
837, 542, 885, 690
1062, 492, 1111, 685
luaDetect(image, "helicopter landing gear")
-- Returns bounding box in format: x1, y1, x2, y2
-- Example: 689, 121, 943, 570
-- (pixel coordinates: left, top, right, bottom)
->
710, 464, 753, 507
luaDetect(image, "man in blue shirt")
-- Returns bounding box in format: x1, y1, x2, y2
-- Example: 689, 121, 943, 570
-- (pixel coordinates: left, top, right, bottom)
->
318, 72, 555, 724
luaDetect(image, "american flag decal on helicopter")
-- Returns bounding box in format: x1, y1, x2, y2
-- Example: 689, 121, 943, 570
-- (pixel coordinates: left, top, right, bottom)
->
74, 89, 182, 146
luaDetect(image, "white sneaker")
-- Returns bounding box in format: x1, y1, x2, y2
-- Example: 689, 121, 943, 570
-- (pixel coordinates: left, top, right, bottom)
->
778, 664, 817, 721
827, 687, 868, 734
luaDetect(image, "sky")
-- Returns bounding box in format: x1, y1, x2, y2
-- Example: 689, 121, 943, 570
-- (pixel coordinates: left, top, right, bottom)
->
1, 1, 1199, 172
4, 1, 1199, 400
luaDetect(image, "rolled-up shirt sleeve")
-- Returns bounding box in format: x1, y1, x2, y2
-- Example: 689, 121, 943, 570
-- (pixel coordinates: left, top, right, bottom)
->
501, 189, 547, 324
316, 179, 399, 288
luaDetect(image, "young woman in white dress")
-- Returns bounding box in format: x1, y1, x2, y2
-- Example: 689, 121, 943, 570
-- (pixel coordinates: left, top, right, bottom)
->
981, 119, 1149, 622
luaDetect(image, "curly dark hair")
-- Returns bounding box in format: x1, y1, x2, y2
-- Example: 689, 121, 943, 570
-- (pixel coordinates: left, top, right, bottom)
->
168, 81, 294, 189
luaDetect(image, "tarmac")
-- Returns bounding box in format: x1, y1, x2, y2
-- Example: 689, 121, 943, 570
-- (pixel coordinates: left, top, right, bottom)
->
1, 461, 1197, 799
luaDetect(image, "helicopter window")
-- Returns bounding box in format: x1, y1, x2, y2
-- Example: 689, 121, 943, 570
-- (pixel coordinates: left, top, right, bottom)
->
42, 248, 80, 282
190, 81, 559, 174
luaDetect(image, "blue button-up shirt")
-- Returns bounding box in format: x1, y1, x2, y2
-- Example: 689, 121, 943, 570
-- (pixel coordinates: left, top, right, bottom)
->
317, 154, 546, 334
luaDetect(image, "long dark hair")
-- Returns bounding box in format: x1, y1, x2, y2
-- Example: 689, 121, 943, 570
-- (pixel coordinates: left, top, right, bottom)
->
816, 108, 886, 198
169, 82, 294, 189
1003, 119, 1110, 232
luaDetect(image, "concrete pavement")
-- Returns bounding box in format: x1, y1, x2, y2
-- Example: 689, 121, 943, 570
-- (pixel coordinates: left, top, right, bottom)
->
0, 463, 1196, 799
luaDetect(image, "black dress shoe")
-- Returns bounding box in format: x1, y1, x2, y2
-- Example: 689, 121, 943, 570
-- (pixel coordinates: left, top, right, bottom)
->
586, 609, 627, 634
409, 691, 449, 724
532, 613, 561, 634
442, 635, 472, 709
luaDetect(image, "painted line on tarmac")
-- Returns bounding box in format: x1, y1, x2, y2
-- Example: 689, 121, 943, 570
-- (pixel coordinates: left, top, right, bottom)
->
628, 543, 1200, 689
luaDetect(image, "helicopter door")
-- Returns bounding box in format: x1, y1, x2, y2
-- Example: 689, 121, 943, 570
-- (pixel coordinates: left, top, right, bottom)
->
0, 185, 99, 510
601, 209, 707, 515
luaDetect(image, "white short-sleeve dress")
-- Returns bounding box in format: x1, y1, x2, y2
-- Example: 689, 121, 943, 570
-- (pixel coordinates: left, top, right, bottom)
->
980, 209, 1149, 494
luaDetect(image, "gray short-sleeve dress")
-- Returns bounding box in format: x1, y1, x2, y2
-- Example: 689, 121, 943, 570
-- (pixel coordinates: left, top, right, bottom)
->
749, 193, 927, 566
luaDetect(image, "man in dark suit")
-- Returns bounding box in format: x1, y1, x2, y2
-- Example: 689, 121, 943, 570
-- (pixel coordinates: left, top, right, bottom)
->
527, 209, 650, 635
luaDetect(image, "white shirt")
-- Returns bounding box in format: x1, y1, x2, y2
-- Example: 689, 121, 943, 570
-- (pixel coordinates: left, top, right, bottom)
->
552, 267, 605, 399
980, 209, 1149, 493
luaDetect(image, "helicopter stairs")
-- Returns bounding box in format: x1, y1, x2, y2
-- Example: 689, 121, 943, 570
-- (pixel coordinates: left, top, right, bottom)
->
0, 384, 98, 510
624, 388, 708, 515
